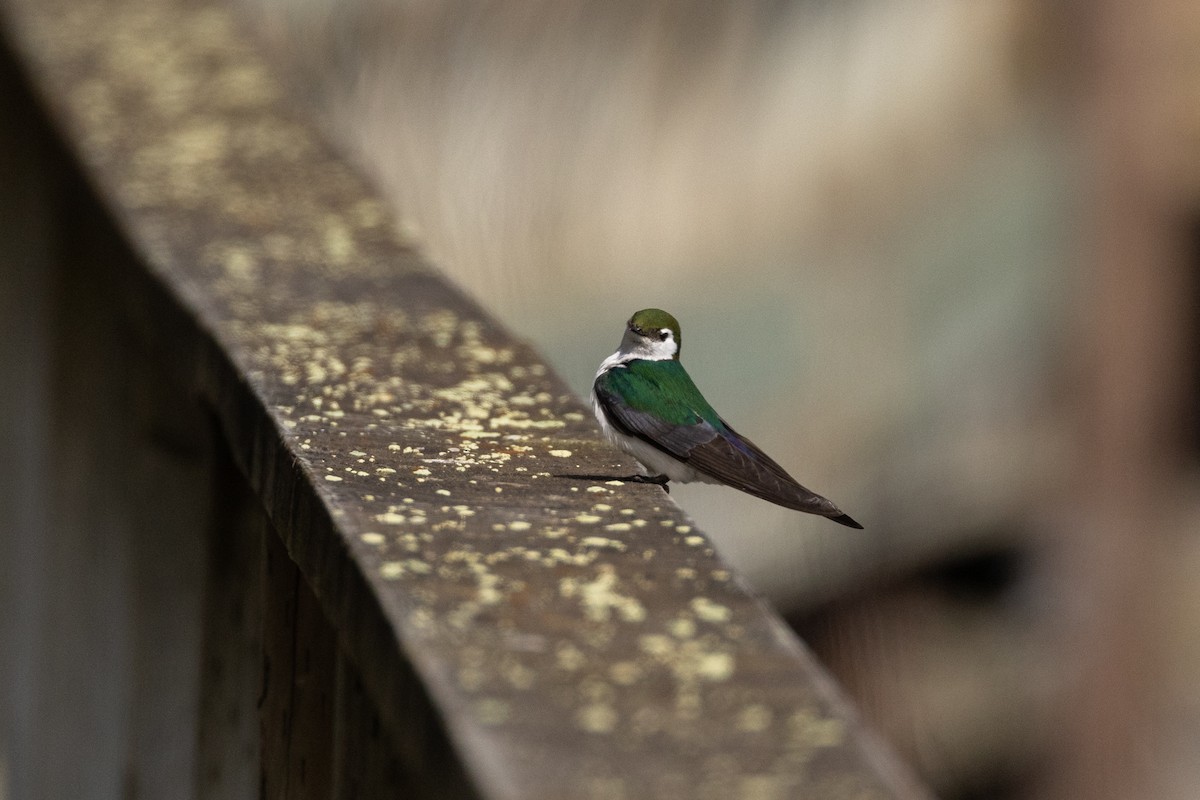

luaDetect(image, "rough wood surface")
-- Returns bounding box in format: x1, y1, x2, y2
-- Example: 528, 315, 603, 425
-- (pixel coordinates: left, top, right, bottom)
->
0, 0, 931, 796
261, 528, 337, 800
197, 452, 265, 800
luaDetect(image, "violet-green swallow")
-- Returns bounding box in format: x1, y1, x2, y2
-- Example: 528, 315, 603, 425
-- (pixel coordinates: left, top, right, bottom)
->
592, 308, 862, 528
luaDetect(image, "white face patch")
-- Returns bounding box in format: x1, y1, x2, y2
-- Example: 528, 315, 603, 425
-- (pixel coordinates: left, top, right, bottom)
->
595, 320, 680, 378
615, 327, 676, 361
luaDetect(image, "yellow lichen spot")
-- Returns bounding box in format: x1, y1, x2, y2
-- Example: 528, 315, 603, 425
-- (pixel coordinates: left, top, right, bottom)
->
223, 246, 258, 281
379, 559, 431, 580
669, 617, 697, 639
413, 468, 432, 476
436, 489, 452, 496
604, 480, 625, 486
580, 537, 626, 551
575, 703, 618, 734
509, 521, 532, 531
360, 532, 386, 546
408, 608, 435, 633
737, 704, 773, 734
575, 514, 602, 525
691, 597, 733, 623
324, 475, 343, 482
609, 661, 642, 685
684, 535, 706, 547
376, 512, 405, 525
489, 415, 564, 430
563, 566, 645, 623
789, 709, 845, 748
323, 219, 356, 265
556, 642, 586, 671
376, 467, 396, 475
738, 775, 786, 800
604, 523, 632, 532
676, 525, 692, 533
638, 634, 673, 658
696, 652, 735, 681
585, 486, 608, 494
457, 664, 485, 692
501, 660, 536, 690
548, 449, 573, 458
475, 572, 503, 606
474, 698, 511, 726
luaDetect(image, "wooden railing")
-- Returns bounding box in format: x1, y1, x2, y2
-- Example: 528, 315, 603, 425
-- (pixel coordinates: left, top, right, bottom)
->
0, 0, 931, 797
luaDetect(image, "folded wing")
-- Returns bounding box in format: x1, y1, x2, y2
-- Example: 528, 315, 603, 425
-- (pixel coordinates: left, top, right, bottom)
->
594, 363, 861, 527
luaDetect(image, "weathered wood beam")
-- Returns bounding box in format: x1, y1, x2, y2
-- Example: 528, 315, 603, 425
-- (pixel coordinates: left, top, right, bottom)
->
0, 0, 930, 796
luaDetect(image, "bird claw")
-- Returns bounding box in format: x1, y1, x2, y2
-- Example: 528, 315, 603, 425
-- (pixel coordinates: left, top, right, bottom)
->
625, 474, 670, 493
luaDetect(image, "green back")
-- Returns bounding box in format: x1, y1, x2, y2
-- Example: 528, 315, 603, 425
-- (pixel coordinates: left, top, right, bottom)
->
598, 359, 724, 429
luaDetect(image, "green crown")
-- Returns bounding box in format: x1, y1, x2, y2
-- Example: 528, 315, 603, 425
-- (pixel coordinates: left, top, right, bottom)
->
628, 308, 681, 353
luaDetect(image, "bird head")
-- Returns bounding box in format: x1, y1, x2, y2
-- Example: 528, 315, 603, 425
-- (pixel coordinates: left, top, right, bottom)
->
619, 308, 681, 361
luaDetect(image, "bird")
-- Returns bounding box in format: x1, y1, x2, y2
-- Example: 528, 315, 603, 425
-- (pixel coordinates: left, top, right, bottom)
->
591, 308, 862, 529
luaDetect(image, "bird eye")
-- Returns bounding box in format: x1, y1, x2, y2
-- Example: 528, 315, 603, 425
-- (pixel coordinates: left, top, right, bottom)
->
658, 330, 669, 341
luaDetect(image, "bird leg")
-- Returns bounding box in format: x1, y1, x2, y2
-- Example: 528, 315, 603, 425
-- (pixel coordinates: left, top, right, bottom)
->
625, 474, 671, 493
551, 472, 671, 493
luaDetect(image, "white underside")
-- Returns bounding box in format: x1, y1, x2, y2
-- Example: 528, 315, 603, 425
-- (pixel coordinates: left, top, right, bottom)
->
592, 350, 715, 484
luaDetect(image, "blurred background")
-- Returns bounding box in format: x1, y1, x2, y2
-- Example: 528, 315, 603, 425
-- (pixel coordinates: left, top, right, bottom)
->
232, 1, 1200, 797
5, 0, 1198, 797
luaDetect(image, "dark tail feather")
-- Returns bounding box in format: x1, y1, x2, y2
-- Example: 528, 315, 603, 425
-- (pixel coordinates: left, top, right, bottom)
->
829, 513, 864, 529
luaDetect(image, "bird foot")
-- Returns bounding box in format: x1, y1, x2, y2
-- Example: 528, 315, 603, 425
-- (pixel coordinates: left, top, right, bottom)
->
624, 474, 671, 493
551, 472, 671, 493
